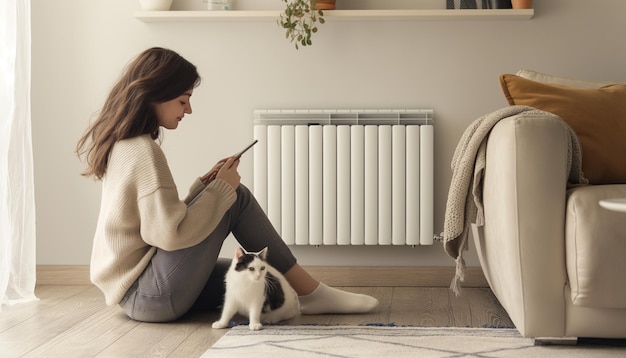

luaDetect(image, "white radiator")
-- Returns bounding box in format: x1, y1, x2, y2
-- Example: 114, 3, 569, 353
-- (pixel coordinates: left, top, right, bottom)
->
252, 109, 434, 246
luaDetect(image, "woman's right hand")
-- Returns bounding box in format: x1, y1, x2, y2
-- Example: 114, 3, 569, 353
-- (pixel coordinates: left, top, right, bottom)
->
215, 157, 240, 189
201, 158, 226, 185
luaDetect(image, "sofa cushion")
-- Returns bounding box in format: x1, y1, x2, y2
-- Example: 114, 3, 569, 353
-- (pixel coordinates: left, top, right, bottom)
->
566, 185, 626, 308
499, 74, 626, 184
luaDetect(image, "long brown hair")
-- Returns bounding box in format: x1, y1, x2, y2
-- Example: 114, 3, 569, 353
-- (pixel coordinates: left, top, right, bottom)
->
76, 47, 201, 180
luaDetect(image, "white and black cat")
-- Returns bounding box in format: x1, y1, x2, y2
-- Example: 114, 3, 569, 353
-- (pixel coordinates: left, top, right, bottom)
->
211, 247, 300, 331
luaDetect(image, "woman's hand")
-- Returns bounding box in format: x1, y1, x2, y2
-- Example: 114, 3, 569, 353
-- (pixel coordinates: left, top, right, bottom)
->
202, 158, 227, 185
216, 157, 240, 189
202, 157, 240, 189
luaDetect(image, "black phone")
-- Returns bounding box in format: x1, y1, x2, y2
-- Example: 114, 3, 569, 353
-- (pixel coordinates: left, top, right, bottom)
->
233, 139, 258, 161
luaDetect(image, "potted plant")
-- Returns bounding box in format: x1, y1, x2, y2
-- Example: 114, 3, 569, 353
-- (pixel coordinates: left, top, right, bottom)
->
278, 0, 328, 49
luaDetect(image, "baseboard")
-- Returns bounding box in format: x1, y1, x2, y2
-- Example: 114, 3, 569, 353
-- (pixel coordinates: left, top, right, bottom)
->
37, 265, 92, 285
36, 265, 488, 287
306, 266, 488, 287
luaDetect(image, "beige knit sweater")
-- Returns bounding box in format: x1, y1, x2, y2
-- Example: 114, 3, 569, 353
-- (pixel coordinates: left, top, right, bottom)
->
90, 135, 237, 305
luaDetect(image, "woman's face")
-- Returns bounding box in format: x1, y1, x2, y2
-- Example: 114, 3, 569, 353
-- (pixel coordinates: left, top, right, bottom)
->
154, 90, 193, 130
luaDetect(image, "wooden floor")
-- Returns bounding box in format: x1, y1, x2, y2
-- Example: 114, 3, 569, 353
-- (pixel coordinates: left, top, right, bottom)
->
1, 285, 514, 358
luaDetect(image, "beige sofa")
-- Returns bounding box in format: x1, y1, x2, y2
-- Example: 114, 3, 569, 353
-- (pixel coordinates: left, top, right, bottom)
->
472, 71, 626, 338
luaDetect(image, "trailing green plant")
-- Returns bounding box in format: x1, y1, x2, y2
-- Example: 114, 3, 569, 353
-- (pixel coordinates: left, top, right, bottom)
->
278, 0, 326, 50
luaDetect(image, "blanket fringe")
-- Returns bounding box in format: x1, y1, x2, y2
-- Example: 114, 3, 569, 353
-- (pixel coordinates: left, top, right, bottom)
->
450, 256, 466, 296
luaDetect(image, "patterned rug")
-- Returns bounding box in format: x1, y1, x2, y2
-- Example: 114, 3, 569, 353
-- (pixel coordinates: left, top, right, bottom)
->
201, 325, 626, 358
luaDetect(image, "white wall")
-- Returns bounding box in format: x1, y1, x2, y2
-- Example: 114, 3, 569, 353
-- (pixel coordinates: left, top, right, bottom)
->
31, 0, 626, 266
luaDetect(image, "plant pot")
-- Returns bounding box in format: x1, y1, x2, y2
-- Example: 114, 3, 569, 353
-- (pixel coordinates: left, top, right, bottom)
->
511, 0, 533, 9
314, 0, 336, 10
138, 0, 172, 11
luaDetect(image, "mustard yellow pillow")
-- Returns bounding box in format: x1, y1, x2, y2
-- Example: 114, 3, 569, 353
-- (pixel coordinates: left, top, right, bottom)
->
500, 74, 626, 184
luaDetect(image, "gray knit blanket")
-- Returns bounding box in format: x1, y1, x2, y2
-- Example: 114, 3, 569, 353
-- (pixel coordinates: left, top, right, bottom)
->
442, 105, 588, 295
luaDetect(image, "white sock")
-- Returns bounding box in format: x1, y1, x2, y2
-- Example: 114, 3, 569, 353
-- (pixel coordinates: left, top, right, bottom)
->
298, 283, 379, 314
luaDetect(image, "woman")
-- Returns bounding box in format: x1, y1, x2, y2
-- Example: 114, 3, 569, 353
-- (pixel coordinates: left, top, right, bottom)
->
76, 47, 378, 323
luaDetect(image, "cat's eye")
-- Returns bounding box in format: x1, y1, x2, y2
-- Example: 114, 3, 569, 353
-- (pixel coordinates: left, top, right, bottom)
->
248, 267, 255, 272
261, 266, 266, 271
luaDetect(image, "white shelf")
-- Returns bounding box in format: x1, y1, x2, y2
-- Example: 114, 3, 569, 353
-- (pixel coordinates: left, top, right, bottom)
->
134, 9, 534, 23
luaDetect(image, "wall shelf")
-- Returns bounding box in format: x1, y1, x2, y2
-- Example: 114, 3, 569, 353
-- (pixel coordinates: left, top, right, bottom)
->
134, 9, 534, 23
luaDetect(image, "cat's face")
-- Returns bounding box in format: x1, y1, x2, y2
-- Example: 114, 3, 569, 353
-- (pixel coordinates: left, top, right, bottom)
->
234, 247, 269, 283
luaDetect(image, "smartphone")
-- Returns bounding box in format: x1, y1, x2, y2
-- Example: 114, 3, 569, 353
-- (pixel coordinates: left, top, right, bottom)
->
233, 139, 258, 161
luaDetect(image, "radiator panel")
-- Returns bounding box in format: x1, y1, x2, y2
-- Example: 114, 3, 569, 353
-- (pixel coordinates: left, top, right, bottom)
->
253, 109, 434, 246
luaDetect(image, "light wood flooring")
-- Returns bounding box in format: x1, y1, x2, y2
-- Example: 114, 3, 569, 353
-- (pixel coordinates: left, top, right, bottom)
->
1, 284, 513, 357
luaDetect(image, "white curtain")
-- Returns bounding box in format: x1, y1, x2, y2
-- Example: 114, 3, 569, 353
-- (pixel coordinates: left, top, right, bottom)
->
0, 0, 38, 309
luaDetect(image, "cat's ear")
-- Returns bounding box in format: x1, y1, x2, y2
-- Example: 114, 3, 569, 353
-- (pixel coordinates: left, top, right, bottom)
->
258, 247, 268, 261
235, 247, 245, 260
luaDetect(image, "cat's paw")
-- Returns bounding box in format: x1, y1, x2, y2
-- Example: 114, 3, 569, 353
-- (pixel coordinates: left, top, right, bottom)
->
249, 322, 263, 331
212, 321, 230, 329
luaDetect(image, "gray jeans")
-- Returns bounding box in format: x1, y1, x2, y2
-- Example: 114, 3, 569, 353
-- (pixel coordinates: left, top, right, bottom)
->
119, 184, 297, 322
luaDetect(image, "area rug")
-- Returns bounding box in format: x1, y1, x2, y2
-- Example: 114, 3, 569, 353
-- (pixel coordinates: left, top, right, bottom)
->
201, 325, 626, 357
